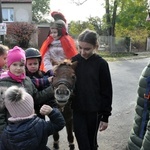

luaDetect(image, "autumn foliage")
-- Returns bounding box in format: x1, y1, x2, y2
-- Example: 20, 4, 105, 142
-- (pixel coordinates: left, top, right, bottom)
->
6, 22, 37, 48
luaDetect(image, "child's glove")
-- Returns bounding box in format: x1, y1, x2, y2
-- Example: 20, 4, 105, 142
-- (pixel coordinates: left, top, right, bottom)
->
46, 70, 54, 77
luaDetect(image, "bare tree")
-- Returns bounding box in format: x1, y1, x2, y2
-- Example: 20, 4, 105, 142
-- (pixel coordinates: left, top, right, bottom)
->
105, 0, 118, 36
70, 0, 119, 36
71, 0, 87, 6
111, 0, 118, 36
105, 0, 111, 35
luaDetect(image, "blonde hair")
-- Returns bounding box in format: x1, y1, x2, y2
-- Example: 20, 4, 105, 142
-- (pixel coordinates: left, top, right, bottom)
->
0, 44, 9, 55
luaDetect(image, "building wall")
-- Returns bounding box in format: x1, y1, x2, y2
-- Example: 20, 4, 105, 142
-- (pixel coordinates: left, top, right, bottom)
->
2, 3, 32, 23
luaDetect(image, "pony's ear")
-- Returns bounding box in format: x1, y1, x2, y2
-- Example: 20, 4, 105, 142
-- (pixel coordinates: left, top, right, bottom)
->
71, 61, 78, 70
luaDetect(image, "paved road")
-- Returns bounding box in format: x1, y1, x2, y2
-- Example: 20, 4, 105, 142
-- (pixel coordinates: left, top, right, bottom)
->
47, 57, 150, 150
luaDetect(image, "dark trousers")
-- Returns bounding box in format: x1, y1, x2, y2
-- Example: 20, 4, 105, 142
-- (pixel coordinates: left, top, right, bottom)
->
73, 111, 100, 150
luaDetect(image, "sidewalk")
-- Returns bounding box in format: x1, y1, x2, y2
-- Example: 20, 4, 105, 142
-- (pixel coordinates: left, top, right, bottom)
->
135, 51, 150, 57
117, 51, 150, 61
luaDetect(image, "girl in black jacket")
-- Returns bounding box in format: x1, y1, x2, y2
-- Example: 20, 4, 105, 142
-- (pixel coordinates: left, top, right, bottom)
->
71, 29, 113, 150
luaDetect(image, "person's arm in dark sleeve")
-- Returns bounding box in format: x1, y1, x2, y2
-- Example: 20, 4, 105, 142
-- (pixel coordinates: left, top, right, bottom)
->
99, 60, 113, 123
26, 77, 54, 105
40, 105, 65, 135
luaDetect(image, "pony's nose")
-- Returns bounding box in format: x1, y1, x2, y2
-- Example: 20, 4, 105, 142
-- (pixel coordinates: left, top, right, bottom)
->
55, 88, 70, 95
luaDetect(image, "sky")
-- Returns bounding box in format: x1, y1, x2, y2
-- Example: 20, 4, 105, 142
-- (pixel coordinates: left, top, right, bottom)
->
50, 0, 105, 22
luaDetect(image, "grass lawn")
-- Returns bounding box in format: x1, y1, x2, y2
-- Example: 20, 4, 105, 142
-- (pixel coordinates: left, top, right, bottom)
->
97, 51, 139, 61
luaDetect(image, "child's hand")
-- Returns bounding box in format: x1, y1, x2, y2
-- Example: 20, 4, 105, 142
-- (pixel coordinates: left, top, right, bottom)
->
99, 121, 108, 132
48, 76, 53, 83
40, 104, 53, 115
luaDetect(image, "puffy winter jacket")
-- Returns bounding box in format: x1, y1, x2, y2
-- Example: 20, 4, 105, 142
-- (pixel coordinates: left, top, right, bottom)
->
0, 76, 55, 134
127, 62, 150, 150
1, 108, 65, 150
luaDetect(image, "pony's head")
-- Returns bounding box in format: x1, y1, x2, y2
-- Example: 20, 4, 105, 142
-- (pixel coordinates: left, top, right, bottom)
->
52, 60, 77, 106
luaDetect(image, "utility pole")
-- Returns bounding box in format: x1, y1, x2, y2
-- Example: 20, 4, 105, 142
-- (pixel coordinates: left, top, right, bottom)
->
0, 0, 4, 44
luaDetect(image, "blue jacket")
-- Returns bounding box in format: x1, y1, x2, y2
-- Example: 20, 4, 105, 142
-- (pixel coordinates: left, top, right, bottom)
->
1, 108, 65, 150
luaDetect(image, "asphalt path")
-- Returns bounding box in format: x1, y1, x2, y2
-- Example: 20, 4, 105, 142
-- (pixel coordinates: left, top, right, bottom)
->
47, 57, 150, 150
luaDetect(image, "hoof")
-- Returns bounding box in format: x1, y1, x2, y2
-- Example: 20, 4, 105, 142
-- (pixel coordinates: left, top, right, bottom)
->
53, 143, 59, 149
69, 144, 75, 150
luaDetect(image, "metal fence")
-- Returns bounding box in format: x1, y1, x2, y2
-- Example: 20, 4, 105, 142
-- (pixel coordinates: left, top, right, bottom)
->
98, 36, 131, 52
74, 36, 148, 53
98, 36, 150, 52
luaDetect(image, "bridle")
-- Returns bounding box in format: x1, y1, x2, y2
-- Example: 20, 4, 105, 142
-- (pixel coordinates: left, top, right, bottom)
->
52, 78, 75, 92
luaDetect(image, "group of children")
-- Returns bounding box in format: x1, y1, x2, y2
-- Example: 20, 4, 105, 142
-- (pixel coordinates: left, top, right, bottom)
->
0, 11, 78, 150
0, 45, 65, 150
0, 11, 113, 150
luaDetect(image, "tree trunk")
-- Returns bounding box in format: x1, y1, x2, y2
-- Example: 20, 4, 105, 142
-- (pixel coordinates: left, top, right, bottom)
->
111, 0, 118, 36
105, 0, 111, 35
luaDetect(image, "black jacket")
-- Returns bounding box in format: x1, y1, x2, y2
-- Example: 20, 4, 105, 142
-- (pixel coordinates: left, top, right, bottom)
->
72, 53, 113, 122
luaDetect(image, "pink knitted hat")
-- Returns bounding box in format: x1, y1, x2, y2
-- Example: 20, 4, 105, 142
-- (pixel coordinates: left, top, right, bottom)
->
4, 86, 35, 122
7, 46, 26, 67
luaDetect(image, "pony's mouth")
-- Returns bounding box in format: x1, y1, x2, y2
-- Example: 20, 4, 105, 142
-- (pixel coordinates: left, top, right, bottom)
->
55, 94, 70, 101
55, 98, 68, 106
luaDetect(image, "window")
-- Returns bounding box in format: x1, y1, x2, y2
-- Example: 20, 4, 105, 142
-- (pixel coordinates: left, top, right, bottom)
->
2, 8, 14, 22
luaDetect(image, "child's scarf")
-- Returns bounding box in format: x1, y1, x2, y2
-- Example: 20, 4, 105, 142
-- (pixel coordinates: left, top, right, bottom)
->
8, 71, 25, 82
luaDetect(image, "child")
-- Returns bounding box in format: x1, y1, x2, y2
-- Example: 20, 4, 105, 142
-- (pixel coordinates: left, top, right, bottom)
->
0, 44, 9, 76
0, 46, 55, 134
51, 11, 68, 32
25, 47, 53, 90
0, 86, 65, 150
40, 19, 78, 72
25, 47, 55, 118
71, 29, 113, 150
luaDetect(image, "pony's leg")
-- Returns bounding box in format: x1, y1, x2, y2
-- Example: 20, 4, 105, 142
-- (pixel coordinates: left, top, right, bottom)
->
63, 103, 75, 150
53, 132, 59, 149
65, 118, 75, 150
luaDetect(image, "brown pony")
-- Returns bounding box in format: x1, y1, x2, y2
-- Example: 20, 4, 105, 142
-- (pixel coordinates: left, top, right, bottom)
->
52, 60, 77, 150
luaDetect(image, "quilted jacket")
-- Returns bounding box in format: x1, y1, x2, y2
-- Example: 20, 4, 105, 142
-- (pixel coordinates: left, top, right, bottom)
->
127, 62, 150, 150
1, 108, 65, 150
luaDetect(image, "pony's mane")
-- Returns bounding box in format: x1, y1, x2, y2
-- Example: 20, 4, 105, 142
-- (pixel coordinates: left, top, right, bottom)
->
60, 59, 72, 66
53, 59, 72, 71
